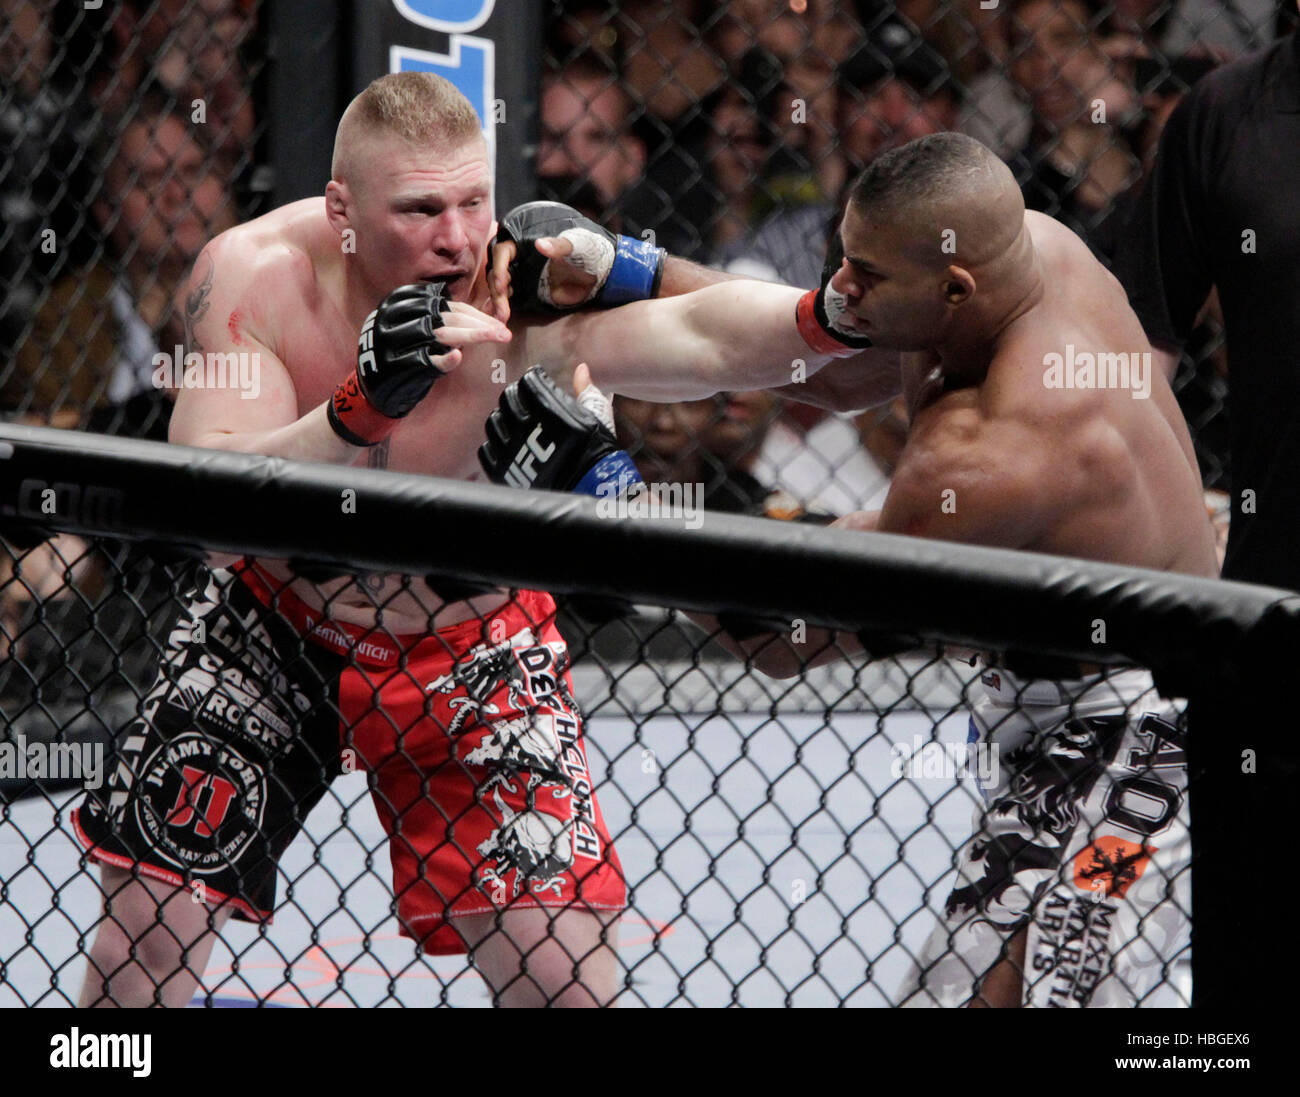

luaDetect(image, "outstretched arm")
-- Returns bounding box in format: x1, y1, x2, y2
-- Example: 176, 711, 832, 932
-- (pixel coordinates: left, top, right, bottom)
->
769, 354, 902, 412
657, 254, 750, 296
492, 207, 900, 408
516, 279, 896, 403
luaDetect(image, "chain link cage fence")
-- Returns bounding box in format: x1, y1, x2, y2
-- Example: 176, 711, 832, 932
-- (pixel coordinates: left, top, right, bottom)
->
0, 0, 1294, 1007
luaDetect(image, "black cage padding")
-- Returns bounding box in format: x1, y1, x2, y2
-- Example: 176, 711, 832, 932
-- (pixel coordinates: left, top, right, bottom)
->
2, 422, 1294, 696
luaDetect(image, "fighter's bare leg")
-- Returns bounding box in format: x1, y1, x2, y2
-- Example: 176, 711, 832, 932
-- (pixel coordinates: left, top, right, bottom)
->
80, 866, 231, 1008
456, 908, 620, 1007
966, 927, 1027, 1008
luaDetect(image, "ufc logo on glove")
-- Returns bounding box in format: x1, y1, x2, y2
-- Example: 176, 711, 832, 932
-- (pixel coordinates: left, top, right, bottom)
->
504, 424, 556, 488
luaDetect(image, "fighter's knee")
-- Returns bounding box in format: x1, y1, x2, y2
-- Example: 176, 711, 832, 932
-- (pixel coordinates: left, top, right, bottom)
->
546, 974, 615, 1008
493, 962, 612, 1008
468, 910, 619, 1007
84, 920, 208, 1007
748, 645, 805, 679
90, 876, 219, 982
81, 935, 160, 1007
87, 919, 167, 974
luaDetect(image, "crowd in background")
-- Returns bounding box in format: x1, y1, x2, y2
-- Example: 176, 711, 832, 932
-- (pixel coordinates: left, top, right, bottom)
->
3, 0, 1288, 501
539, 0, 1286, 522
0, 0, 264, 740
0, 0, 1292, 735
0, 0, 263, 439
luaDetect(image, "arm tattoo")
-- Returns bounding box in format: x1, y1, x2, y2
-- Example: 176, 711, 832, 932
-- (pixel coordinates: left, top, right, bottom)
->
184, 253, 214, 353
367, 438, 391, 469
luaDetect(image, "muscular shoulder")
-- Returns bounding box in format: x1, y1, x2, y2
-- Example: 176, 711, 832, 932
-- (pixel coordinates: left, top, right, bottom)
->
1027, 212, 1135, 304
1023, 211, 1101, 272
187, 199, 333, 348
207, 200, 327, 298
986, 317, 1127, 447
885, 390, 1049, 544
892, 377, 1136, 548
986, 333, 1139, 532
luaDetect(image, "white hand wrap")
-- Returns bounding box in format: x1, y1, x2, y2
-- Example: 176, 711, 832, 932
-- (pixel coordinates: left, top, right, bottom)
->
576, 378, 616, 434
822, 284, 862, 340
538, 227, 615, 308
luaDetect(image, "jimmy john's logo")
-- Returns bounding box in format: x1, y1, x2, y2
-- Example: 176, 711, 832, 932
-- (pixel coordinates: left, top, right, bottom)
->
134, 734, 266, 875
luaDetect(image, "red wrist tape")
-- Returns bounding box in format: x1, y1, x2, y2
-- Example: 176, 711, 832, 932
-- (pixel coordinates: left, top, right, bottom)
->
329, 373, 398, 447
795, 289, 860, 358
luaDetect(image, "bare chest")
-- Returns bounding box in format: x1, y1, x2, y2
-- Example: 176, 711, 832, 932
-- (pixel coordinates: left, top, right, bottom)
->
278, 312, 513, 479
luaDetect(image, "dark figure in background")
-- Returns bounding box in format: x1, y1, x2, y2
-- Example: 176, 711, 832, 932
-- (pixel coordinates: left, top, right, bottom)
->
4, 89, 238, 435
1114, 9, 1300, 1006
537, 51, 648, 230
615, 389, 830, 519
0, 1, 84, 374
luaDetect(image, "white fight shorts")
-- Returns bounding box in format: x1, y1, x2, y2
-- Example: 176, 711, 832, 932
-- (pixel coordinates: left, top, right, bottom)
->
900, 666, 1191, 1007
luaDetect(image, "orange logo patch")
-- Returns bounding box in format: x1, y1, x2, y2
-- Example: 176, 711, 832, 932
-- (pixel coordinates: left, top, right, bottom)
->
1073, 836, 1155, 900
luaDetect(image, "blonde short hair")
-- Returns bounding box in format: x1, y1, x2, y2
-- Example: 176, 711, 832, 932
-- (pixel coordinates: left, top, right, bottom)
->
331, 72, 482, 184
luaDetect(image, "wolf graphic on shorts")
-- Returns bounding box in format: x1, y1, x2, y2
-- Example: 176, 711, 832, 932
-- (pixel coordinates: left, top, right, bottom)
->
900, 667, 1191, 1007
74, 563, 626, 955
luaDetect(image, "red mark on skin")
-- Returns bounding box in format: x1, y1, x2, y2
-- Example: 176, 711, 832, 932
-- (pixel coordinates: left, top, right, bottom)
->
227, 310, 242, 345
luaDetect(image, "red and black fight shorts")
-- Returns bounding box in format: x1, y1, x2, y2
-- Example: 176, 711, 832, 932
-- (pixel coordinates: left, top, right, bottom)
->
73, 562, 626, 954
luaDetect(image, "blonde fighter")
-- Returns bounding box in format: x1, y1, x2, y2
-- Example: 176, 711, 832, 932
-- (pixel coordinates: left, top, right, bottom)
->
74, 71, 898, 1008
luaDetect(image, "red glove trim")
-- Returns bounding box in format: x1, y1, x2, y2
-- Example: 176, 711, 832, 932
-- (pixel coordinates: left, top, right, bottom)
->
795, 290, 861, 358
329, 373, 399, 447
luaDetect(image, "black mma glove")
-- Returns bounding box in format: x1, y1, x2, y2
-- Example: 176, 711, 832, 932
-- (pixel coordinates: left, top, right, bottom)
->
479, 366, 643, 497
328, 282, 452, 446
795, 230, 874, 358
496, 201, 665, 314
